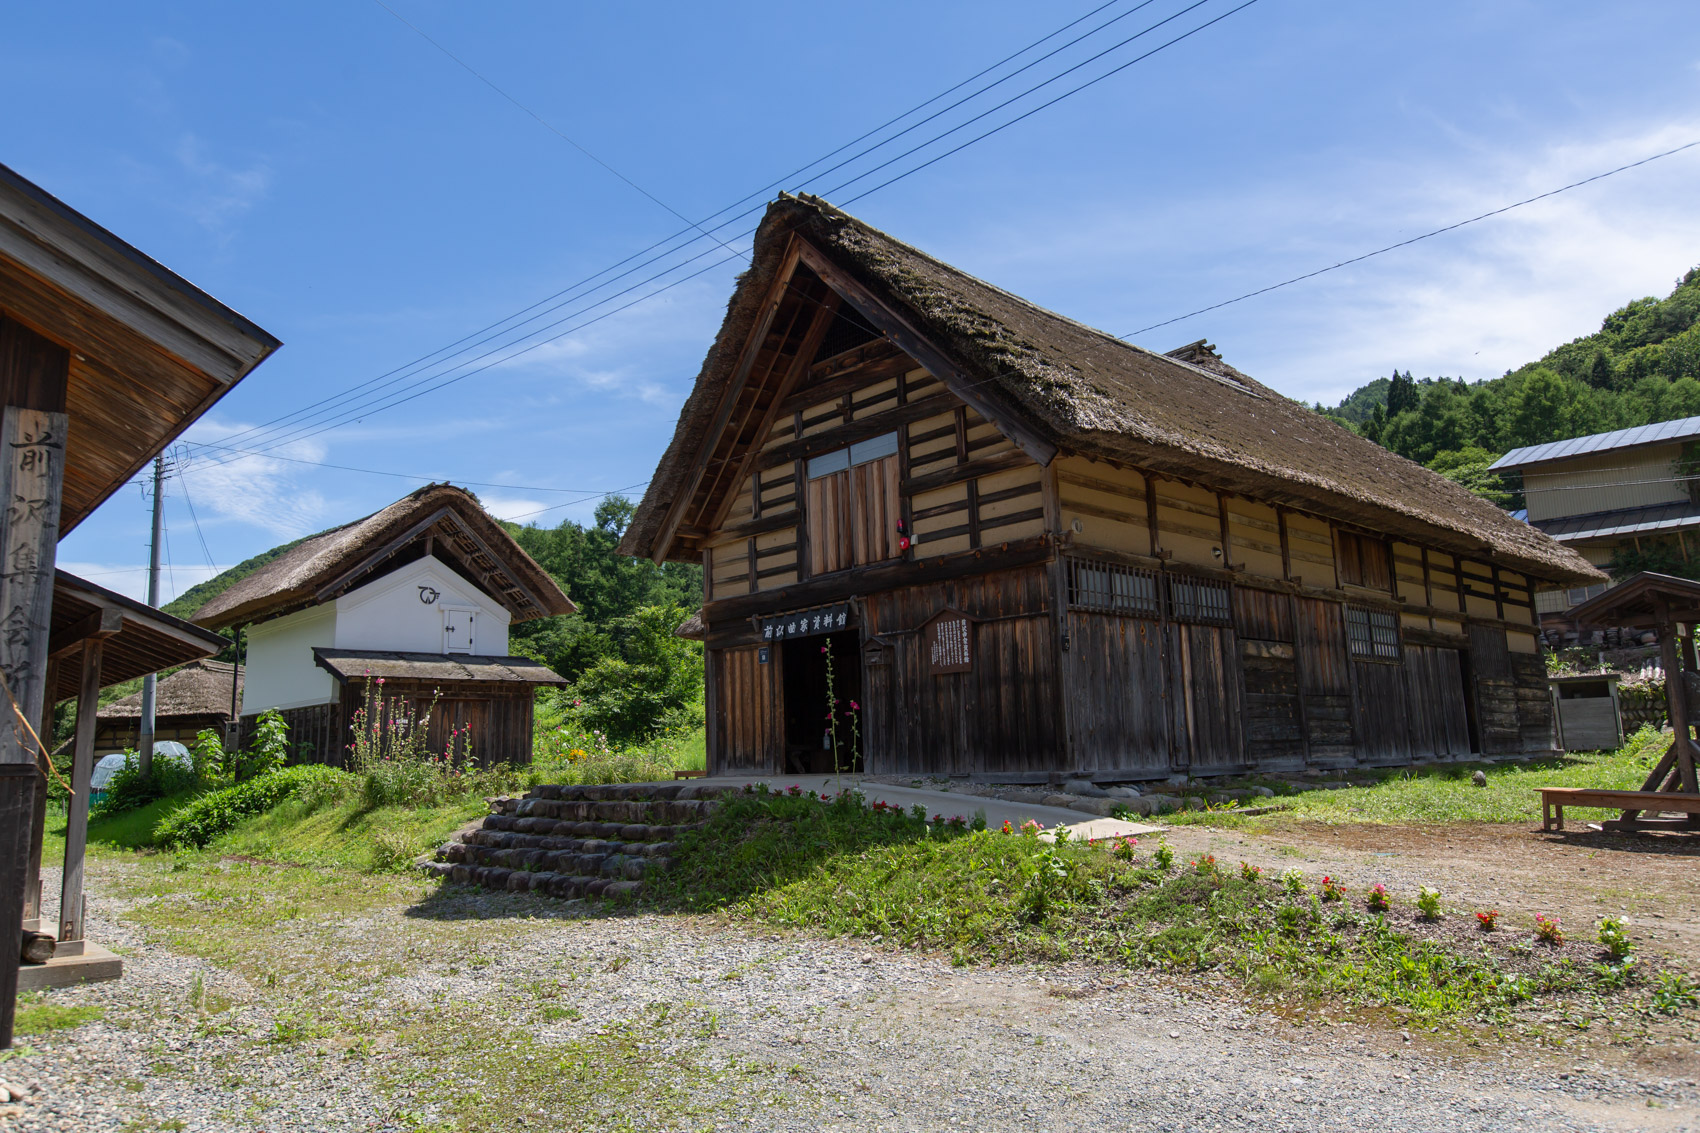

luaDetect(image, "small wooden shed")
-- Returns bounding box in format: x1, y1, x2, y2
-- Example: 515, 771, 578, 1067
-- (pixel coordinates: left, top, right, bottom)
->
191, 484, 576, 766
1548, 673, 1622, 752
94, 659, 241, 756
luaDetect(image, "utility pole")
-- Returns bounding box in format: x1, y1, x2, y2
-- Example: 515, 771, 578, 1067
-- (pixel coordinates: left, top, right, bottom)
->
138, 456, 165, 776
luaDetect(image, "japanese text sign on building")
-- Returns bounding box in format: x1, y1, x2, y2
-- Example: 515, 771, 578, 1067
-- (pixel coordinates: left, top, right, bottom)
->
925, 609, 974, 675
758, 602, 852, 642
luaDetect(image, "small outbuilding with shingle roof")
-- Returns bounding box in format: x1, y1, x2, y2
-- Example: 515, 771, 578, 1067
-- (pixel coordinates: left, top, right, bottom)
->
94, 659, 242, 757
620, 194, 1600, 780
192, 483, 574, 766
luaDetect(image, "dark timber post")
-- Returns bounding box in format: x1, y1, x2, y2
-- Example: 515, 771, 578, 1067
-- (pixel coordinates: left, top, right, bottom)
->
0, 383, 69, 1049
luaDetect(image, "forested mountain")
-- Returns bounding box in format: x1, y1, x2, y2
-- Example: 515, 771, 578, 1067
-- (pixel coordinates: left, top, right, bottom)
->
1318, 266, 1700, 499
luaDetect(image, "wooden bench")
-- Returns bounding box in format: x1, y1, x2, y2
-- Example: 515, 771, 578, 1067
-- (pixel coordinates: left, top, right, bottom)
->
1540, 787, 1700, 832
673, 769, 706, 780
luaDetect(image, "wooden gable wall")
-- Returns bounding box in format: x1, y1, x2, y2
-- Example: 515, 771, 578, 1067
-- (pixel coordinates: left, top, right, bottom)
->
703, 336, 1045, 602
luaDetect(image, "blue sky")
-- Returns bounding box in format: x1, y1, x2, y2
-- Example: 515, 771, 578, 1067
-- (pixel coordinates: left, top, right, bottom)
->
4, 0, 1697, 602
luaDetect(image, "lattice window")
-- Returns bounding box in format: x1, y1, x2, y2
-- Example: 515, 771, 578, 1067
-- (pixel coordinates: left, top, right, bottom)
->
1066, 557, 1159, 618
1167, 573, 1232, 626
1345, 604, 1401, 661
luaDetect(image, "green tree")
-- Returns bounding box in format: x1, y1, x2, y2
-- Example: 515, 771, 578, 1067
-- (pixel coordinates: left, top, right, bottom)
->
566, 604, 704, 744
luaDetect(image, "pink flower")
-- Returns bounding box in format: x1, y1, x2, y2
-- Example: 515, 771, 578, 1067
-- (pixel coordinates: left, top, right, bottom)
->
849, 701, 859, 710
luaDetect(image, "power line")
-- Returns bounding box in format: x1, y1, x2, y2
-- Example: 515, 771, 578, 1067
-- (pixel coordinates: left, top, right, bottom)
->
208, 0, 1226, 457
207, 0, 1259, 463
1122, 137, 1700, 338
179, 438, 636, 493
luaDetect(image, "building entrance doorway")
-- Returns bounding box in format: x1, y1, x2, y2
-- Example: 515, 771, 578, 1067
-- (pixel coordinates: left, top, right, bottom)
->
781, 630, 864, 774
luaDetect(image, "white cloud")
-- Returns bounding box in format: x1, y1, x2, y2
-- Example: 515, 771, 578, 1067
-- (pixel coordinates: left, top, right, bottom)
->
476, 492, 555, 524
173, 132, 271, 235
175, 424, 333, 539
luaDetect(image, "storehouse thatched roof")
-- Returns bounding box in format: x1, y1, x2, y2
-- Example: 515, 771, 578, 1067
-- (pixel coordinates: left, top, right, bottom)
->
619, 195, 1601, 587
193, 484, 575, 630
98, 660, 241, 721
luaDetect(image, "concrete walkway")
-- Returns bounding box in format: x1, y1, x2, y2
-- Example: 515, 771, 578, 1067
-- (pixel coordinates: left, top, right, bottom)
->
698, 773, 1163, 841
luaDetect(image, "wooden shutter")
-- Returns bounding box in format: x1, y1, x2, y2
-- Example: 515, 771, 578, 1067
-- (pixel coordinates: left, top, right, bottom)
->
807, 470, 853, 575
1336, 530, 1391, 591
850, 454, 900, 565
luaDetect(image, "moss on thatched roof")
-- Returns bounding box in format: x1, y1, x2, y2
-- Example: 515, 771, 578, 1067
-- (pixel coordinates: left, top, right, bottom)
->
98, 660, 240, 721
619, 195, 1601, 587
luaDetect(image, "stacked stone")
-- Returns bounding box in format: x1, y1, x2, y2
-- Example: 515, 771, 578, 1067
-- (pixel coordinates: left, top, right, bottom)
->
425, 781, 733, 899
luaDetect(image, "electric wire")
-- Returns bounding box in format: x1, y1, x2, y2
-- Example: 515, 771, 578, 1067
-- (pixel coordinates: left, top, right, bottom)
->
201, 0, 1260, 461
210, 0, 1151, 452
207, 0, 1235, 456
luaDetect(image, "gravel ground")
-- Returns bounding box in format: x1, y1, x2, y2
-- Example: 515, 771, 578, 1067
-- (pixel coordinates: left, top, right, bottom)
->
4, 858, 1698, 1133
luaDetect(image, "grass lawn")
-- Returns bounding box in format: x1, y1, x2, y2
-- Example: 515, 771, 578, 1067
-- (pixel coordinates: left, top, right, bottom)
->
212, 791, 488, 871
652, 789, 1696, 1035
1163, 726, 1668, 828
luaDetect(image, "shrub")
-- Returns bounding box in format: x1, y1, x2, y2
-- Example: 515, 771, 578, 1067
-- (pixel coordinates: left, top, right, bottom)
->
1152, 841, 1175, 871
245, 709, 290, 779
191, 728, 234, 790
154, 765, 346, 848
1534, 914, 1565, 945
1597, 915, 1633, 960
563, 605, 704, 744
93, 750, 195, 817
1416, 887, 1442, 920
1365, 883, 1390, 913
1280, 867, 1305, 895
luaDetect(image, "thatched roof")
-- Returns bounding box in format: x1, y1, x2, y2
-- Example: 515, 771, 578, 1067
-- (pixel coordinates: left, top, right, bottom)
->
98, 661, 240, 721
619, 195, 1601, 587
193, 484, 575, 630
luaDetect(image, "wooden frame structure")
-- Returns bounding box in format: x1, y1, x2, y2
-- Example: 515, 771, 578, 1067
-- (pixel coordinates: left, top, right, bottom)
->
623, 196, 1604, 782
0, 161, 278, 1047
1561, 573, 1700, 831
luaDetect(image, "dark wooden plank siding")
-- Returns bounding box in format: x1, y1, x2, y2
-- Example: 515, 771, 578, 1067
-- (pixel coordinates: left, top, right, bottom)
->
1063, 610, 1167, 775
1402, 645, 1471, 759
1468, 624, 1521, 753
1351, 660, 1412, 765
865, 564, 1060, 775
1293, 597, 1353, 764
1232, 588, 1303, 770
1511, 651, 1556, 752
713, 645, 782, 773
1169, 624, 1244, 772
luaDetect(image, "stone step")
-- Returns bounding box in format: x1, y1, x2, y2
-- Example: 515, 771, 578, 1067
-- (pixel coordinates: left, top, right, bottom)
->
422, 861, 644, 899
491, 797, 719, 826
458, 828, 685, 854
428, 780, 733, 902
443, 842, 672, 879
478, 814, 698, 842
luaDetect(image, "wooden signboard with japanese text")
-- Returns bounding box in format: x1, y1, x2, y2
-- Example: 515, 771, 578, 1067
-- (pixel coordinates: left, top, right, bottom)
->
757, 602, 853, 643
925, 609, 974, 675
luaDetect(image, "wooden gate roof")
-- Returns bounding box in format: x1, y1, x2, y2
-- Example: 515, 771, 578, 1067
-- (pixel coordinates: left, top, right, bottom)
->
618, 194, 1601, 588
48, 571, 229, 701
191, 483, 575, 630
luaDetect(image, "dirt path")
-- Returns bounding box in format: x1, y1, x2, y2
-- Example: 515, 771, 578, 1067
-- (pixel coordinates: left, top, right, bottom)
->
4, 857, 1698, 1132
1162, 820, 1700, 968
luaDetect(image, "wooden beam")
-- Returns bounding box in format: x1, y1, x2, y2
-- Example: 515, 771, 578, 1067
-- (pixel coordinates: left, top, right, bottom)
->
703, 534, 1054, 623
706, 287, 838, 534
58, 638, 103, 947
901, 449, 1031, 497
653, 237, 804, 562
1277, 507, 1293, 581
754, 391, 960, 474
47, 606, 122, 660
795, 240, 1058, 468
